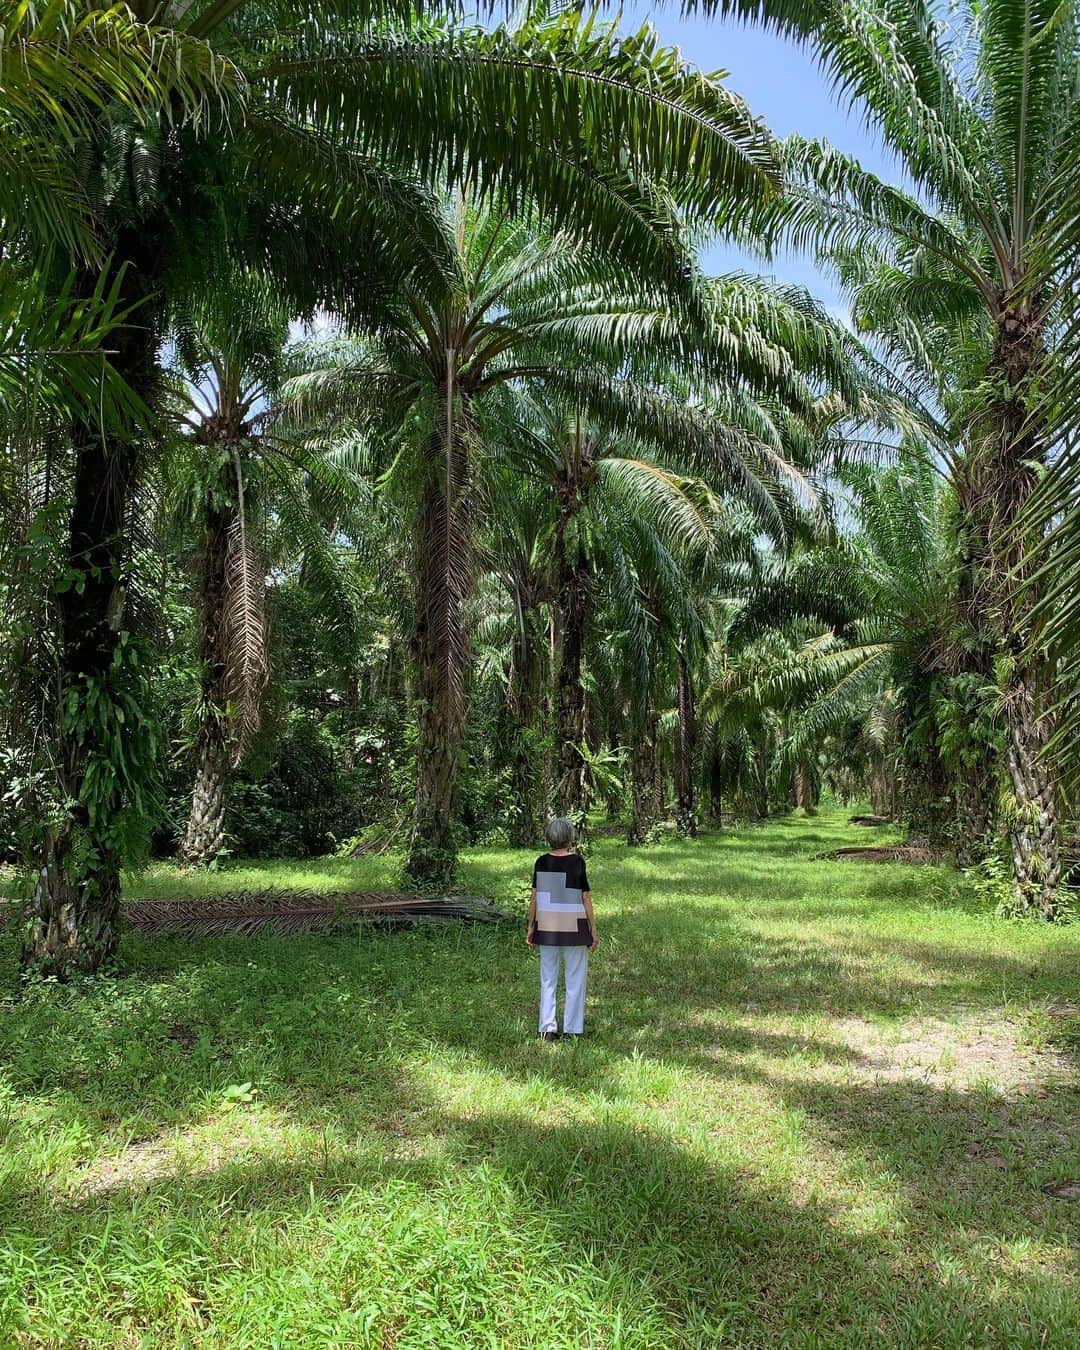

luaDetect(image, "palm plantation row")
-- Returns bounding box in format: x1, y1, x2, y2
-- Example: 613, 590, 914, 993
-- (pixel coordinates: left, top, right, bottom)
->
3, 0, 1080, 977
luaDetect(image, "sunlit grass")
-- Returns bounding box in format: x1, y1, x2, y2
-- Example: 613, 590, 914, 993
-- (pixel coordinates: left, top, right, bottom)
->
1, 809, 1077, 1346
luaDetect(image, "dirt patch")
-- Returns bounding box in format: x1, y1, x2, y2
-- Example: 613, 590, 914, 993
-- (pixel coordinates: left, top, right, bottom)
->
68, 1118, 275, 1199
166, 1021, 198, 1051
1043, 1180, 1080, 1200
826, 1012, 1072, 1092
819, 844, 951, 865
74, 1136, 194, 1196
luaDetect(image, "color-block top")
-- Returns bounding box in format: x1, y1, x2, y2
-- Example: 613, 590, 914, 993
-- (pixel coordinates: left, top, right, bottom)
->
531, 852, 592, 947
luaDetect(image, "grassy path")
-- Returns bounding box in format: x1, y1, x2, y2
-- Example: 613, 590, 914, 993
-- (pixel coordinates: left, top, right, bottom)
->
1, 810, 1078, 1346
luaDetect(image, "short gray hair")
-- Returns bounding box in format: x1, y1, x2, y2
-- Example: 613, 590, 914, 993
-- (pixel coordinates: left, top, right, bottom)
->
544, 817, 576, 849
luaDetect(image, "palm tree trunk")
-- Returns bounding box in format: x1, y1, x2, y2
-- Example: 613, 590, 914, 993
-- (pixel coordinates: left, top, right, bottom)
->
627, 722, 652, 845
341, 668, 361, 770
407, 616, 462, 886
793, 761, 813, 813
1003, 677, 1062, 915
953, 751, 994, 867
949, 483, 1001, 866
24, 248, 160, 976
404, 417, 471, 890
647, 711, 663, 818
977, 307, 1063, 915
754, 739, 769, 819
869, 758, 890, 818
507, 663, 540, 847
675, 642, 697, 836
504, 575, 542, 847
509, 736, 539, 847
707, 746, 725, 825
178, 500, 232, 867
179, 732, 229, 866
553, 484, 590, 819
650, 707, 666, 810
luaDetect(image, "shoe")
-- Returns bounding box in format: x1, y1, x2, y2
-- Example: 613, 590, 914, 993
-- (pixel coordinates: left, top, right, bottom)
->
541, 1031, 559, 1042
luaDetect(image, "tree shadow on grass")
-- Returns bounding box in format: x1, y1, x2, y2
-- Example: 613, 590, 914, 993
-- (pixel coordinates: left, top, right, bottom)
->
2, 917, 1078, 1345
2, 1095, 1075, 1347
1, 902, 1072, 1141
765, 1072, 1079, 1253
444, 1104, 1079, 1339
3, 802, 1077, 1337
599, 919, 1078, 1025
460, 824, 912, 906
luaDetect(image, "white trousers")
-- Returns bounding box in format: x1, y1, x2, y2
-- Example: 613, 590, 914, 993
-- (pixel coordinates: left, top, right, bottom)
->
539, 945, 589, 1035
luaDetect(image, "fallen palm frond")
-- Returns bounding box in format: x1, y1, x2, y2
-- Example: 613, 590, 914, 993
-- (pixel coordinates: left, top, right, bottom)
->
817, 844, 950, 866
0, 891, 507, 939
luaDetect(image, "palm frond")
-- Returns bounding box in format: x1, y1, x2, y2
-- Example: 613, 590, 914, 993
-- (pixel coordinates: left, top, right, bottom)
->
221, 468, 268, 760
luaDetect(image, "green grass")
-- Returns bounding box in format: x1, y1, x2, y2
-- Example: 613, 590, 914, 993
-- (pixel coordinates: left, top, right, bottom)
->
1, 810, 1078, 1347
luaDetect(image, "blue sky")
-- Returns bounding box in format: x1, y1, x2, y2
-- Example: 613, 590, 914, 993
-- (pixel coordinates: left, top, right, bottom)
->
623, 7, 902, 316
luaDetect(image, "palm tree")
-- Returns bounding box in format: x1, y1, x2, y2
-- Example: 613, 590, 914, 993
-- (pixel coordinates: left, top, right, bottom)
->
164, 270, 383, 866
2, 0, 241, 969
283, 204, 575, 886
515, 401, 720, 825
525, 274, 880, 825
674, 628, 701, 834
670, 554, 760, 835
167, 277, 287, 866
0, 0, 232, 258
170, 276, 291, 866
288, 201, 837, 885
730, 461, 1000, 856
702, 631, 798, 820
19, 3, 780, 967
701, 0, 1080, 913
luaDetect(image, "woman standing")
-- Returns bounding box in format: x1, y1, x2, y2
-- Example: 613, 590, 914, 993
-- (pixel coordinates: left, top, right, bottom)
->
526, 818, 598, 1040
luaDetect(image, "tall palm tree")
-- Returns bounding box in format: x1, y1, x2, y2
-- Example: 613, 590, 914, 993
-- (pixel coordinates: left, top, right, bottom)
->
674, 626, 701, 835
702, 630, 798, 820
170, 276, 287, 867
20, 3, 780, 968
2, 0, 241, 968
164, 269, 381, 866
526, 275, 882, 824
701, 0, 1080, 913
669, 544, 762, 835
288, 203, 830, 885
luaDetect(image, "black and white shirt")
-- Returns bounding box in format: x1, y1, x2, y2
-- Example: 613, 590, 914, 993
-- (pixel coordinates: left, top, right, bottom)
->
531, 852, 592, 947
